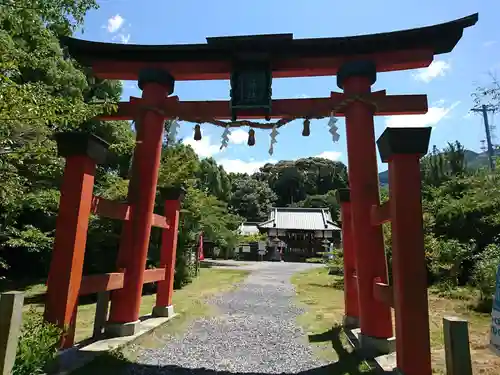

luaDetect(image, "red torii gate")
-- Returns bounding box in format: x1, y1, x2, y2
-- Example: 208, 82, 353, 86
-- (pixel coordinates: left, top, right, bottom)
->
45, 13, 477, 375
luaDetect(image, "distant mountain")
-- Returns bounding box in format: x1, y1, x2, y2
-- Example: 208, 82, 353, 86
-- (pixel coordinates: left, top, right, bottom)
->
378, 149, 495, 186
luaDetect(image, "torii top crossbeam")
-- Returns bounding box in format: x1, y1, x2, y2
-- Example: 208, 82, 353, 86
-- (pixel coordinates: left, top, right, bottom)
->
60, 14, 477, 125
62, 14, 477, 81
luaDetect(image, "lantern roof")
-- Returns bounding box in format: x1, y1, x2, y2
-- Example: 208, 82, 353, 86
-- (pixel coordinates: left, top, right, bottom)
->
61, 13, 477, 81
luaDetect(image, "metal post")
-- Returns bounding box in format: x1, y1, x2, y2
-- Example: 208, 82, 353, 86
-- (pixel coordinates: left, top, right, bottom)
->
472, 104, 495, 171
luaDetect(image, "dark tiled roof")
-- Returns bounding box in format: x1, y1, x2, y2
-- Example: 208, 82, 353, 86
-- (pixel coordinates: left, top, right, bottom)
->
61, 14, 477, 65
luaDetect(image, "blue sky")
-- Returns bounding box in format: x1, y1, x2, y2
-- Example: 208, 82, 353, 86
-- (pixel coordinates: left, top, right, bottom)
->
78, 0, 499, 174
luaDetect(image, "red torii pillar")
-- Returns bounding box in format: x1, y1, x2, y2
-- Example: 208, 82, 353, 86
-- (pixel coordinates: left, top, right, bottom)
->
336, 188, 359, 328
376, 127, 432, 375
337, 61, 393, 352
107, 68, 174, 335
152, 187, 184, 318
44, 133, 109, 348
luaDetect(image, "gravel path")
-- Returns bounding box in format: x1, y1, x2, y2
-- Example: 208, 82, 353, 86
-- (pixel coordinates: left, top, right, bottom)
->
124, 262, 333, 375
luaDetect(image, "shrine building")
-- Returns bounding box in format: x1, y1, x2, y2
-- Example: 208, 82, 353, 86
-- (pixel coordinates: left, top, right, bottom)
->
258, 207, 340, 261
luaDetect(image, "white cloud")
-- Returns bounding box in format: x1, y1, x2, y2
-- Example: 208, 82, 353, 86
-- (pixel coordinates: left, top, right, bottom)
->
228, 129, 248, 144
316, 151, 342, 161
218, 159, 276, 174
413, 60, 450, 83
107, 14, 124, 33
182, 133, 220, 158
483, 40, 497, 47
385, 101, 460, 128
112, 33, 131, 44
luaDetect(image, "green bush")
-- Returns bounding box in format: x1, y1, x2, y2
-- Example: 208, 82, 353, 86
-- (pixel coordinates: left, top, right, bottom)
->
425, 236, 473, 286
14, 308, 62, 375
472, 243, 500, 311
430, 281, 476, 301
174, 246, 196, 289
327, 248, 344, 275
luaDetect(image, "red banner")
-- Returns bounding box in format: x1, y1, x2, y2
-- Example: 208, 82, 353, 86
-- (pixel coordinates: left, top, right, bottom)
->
198, 232, 204, 261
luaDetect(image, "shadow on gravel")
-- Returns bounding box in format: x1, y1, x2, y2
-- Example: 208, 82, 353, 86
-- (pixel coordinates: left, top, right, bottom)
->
308, 326, 384, 374
70, 327, 388, 375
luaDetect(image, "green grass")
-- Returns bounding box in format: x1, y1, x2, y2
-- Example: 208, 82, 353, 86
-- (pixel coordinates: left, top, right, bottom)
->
292, 267, 376, 373
305, 257, 325, 264
9, 268, 249, 344
291, 267, 347, 362
426, 288, 498, 374
71, 267, 250, 374
291, 266, 500, 375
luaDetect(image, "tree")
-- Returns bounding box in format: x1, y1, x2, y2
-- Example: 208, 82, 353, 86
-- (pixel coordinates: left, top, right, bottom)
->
197, 158, 231, 202
291, 190, 341, 222
472, 71, 500, 111
1, 0, 99, 36
255, 157, 348, 206
0, 0, 127, 277
473, 243, 500, 309
230, 175, 277, 222
444, 141, 467, 176
157, 143, 200, 189
421, 142, 467, 187
174, 187, 241, 285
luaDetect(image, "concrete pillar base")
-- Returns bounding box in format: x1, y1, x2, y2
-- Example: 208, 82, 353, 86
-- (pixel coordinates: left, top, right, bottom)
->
359, 332, 396, 356
152, 305, 175, 318
104, 320, 140, 337
342, 315, 360, 329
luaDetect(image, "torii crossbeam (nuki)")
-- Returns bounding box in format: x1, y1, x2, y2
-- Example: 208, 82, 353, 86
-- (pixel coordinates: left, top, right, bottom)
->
99, 91, 428, 124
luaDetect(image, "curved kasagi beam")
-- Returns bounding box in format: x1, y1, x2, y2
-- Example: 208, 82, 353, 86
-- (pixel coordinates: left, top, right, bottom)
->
61, 14, 477, 81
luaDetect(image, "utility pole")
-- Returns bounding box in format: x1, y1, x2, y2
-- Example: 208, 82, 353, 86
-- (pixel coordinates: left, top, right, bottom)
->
471, 104, 496, 171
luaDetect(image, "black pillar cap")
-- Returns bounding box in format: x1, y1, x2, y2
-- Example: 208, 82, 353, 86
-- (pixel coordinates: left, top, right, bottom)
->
337, 60, 377, 90
376, 127, 432, 163
335, 188, 351, 203
160, 186, 186, 201
138, 68, 175, 94
54, 132, 109, 165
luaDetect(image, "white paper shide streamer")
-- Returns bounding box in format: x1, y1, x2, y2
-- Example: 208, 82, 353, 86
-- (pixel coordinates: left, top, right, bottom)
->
168, 118, 180, 142
269, 125, 279, 155
220, 125, 231, 150
328, 112, 340, 143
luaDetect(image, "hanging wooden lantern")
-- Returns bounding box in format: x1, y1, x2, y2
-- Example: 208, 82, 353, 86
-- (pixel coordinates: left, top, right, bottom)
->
248, 129, 255, 146
194, 124, 202, 141
230, 60, 272, 121
302, 118, 311, 136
